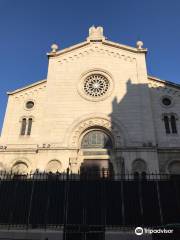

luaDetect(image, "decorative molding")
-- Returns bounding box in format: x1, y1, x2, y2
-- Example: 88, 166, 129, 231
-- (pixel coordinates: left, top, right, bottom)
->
14, 85, 46, 99
69, 117, 126, 149
10, 157, 32, 172
58, 45, 136, 65
149, 81, 180, 96
8, 80, 47, 95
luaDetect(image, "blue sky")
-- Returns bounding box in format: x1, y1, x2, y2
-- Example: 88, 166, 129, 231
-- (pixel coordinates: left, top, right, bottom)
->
0, 0, 180, 131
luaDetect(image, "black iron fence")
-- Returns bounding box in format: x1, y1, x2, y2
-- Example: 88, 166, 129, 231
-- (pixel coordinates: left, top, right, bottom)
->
0, 169, 179, 180
0, 170, 179, 230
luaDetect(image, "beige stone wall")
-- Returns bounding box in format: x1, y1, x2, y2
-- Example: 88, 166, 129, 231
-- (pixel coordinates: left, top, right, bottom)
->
149, 79, 180, 147
1, 28, 180, 174
43, 42, 156, 148
158, 150, 180, 173
0, 149, 70, 173
1, 81, 46, 144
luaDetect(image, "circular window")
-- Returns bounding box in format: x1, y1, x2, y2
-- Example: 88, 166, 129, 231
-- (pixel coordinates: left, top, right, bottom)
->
77, 70, 114, 102
84, 74, 109, 97
162, 97, 171, 106
26, 101, 34, 109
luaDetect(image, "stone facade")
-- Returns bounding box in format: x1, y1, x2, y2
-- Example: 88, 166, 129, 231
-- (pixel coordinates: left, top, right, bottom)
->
0, 26, 180, 175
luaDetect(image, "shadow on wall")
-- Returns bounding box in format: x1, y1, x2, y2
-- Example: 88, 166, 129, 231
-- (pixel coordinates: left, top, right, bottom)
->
75, 79, 159, 177
2, 79, 180, 177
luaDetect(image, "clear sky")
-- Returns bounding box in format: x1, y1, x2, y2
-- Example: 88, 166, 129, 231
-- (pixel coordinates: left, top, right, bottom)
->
0, 0, 180, 131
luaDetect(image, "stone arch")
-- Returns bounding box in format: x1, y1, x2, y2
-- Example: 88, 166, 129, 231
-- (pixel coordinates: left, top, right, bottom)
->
10, 157, 32, 173
132, 159, 148, 174
19, 115, 35, 122
46, 160, 62, 173
67, 114, 129, 149
11, 161, 29, 174
168, 160, 180, 174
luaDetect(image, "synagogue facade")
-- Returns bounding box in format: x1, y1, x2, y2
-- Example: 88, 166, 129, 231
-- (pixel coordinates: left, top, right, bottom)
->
0, 26, 180, 176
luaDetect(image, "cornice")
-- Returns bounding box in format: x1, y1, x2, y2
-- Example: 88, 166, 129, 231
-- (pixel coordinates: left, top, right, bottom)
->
103, 40, 147, 53
7, 79, 47, 95
148, 75, 180, 90
47, 39, 147, 58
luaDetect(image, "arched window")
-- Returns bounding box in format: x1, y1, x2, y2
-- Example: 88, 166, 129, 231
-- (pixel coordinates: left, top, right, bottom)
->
12, 161, 29, 179
132, 159, 147, 179
168, 161, 180, 175
27, 118, 32, 135
20, 118, 27, 135
170, 115, 177, 134
163, 114, 178, 134
46, 160, 62, 173
163, 115, 170, 134
12, 161, 28, 174
20, 117, 33, 136
168, 161, 180, 180
81, 130, 112, 149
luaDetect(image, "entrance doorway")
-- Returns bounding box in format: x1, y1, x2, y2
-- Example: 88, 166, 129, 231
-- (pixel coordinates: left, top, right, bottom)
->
80, 130, 114, 179
80, 159, 113, 180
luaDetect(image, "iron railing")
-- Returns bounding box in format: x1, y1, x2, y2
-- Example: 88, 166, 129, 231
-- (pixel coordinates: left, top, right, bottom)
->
0, 170, 179, 230
0, 169, 179, 181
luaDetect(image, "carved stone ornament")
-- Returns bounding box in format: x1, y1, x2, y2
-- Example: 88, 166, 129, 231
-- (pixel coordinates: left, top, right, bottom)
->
70, 118, 122, 148
87, 26, 105, 41
77, 70, 114, 102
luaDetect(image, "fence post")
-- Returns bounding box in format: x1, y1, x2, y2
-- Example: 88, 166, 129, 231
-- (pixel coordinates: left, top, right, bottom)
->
8, 173, 19, 230
63, 168, 70, 240
27, 173, 35, 229
66, 168, 69, 180
156, 179, 164, 225
138, 178, 144, 225
121, 179, 125, 225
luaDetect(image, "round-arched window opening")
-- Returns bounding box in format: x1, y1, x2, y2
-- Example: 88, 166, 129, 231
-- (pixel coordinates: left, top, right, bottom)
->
132, 159, 147, 174
11, 161, 28, 174
26, 101, 34, 109
81, 130, 113, 149
46, 160, 62, 173
168, 161, 180, 175
162, 97, 172, 106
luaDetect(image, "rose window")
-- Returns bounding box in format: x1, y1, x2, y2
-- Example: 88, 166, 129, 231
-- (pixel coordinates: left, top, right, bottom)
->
84, 74, 109, 97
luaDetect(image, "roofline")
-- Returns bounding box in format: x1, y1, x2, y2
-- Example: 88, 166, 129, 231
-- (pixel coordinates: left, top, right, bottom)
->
103, 40, 147, 53
7, 79, 47, 95
148, 75, 180, 89
47, 39, 147, 57
47, 41, 89, 57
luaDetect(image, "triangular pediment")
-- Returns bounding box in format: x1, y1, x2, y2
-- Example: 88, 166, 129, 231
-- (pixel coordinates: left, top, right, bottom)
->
47, 26, 147, 59
47, 39, 147, 59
